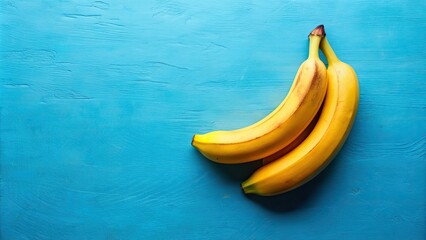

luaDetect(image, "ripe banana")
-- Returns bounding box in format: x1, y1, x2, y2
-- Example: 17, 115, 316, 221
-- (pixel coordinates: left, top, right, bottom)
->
262, 105, 321, 165
192, 25, 327, 164
241, 36, 360, 196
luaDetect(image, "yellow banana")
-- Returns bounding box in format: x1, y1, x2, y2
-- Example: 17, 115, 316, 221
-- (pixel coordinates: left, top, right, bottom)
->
192, 25, 327, 164
241, 36, 360, 196
262, 105, 321, 165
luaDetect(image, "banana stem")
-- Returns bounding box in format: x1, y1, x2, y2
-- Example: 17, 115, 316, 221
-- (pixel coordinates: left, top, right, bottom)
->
308, 36, 321, 59
308, 25, 325, 59
320, 37, 340, 64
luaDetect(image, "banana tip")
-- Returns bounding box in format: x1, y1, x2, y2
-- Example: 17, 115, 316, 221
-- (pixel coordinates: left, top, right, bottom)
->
309, 24, 326, 37
240, 182, 254, 195
191, 135, 196, 146
240, 183, 247, 194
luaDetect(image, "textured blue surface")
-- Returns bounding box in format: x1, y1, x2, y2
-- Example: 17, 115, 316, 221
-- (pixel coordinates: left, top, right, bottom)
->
1, 1, 425, 239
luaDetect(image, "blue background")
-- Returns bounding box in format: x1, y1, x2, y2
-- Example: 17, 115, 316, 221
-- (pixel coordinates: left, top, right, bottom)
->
1, 1, 425, 239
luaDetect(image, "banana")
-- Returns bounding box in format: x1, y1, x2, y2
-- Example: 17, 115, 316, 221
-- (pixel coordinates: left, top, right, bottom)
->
192, 25, 327, 164
241, 36, 360, 196
262, 105, 321, 165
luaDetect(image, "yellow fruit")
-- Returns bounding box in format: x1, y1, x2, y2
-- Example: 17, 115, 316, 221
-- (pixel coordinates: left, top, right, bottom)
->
262, 105, 321, 165
241, 36, 360, 196
192, 25, 327, 164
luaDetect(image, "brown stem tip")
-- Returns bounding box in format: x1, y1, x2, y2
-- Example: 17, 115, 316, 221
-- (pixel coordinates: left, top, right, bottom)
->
309, 24, 326, 37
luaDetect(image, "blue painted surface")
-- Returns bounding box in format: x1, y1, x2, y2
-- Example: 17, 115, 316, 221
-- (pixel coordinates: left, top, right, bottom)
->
1, 1, 425, 239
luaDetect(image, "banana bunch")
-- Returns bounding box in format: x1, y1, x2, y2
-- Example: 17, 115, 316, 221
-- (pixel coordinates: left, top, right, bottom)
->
192, 25, 359, 196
